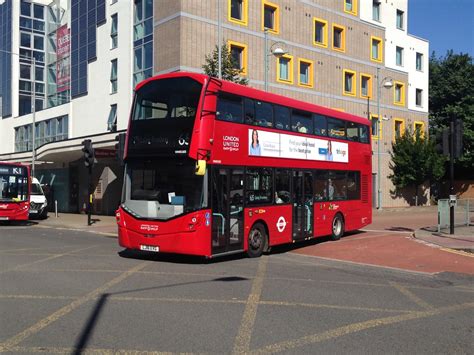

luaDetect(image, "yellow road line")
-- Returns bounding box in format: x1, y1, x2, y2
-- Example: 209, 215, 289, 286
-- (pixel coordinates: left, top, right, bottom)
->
0, 294, 76, 300
232, 257, 268, 355
0, 261, 149, 352
390, 282, 434, 310
440, 247, 474, 258
0, 246, 71, 253
8, 346, 195, 354
0, 293, 415, 314
249, 302, 474, 354
0, 246, 97, 274
259, 300, 414, 314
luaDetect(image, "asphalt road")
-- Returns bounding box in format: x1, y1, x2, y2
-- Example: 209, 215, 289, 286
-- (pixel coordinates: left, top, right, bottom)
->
0, 224, 473, 354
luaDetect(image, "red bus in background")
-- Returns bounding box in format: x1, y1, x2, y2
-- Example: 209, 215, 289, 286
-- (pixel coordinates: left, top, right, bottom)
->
0, 162, 30, 221
116, 72, 372, 258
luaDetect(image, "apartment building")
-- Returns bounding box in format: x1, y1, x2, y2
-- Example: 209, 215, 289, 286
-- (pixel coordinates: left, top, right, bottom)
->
0, 0, 429, 213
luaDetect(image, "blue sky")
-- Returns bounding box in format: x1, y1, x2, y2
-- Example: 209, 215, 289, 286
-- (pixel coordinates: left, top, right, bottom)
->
408, 0, 474, 57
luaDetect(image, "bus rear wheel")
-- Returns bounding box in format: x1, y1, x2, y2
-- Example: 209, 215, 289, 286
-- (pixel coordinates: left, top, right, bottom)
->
331, 214, 344, 241
247, 223, 267, 258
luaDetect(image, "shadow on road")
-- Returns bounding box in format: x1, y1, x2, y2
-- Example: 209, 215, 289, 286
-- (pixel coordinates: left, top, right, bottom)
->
0, 220, 38, 227
72, 272, 248, 354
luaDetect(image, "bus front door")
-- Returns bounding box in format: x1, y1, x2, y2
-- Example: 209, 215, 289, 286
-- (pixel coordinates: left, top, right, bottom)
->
292, 171, 313, 241
211, 167, 244, 255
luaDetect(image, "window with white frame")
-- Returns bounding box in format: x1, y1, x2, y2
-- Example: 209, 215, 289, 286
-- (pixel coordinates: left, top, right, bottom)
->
107, 104, 117, 131
111, 13, 118, 49
396, 9, 404, 29
110, 59, 118, 93
373, 0, 380, 21
416, 52, 423, 71
416, 89, 423, 107
396, 46, 404, 66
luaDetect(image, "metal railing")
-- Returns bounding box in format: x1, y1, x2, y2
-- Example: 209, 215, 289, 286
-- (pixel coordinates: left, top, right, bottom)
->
437, 198, 473, 232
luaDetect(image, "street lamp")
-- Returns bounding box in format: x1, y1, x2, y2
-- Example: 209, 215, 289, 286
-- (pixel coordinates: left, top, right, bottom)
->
0, 49, 37, 177
376, 67, 393, 210
264, 28, 289, 91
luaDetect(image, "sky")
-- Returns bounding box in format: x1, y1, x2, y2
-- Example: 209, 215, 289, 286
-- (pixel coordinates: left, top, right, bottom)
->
408, 0, 474, 57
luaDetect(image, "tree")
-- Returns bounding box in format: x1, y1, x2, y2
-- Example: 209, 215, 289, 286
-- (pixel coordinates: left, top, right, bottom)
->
389, 130, 445, 206
429, 51, 474, 176
202, 43, 248, 85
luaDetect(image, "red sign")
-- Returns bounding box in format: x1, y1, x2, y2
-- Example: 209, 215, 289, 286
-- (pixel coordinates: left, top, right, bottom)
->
56, 25, 70, 93
94, 149, 116, 158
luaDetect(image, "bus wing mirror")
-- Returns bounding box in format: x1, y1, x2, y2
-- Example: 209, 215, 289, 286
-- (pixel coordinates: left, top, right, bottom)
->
195, 160, 206, 176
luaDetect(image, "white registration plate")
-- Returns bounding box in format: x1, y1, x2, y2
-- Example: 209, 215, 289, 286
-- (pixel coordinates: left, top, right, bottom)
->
140, 245, 159, 252
0, 216, 9, 220
30, 210, 38, 213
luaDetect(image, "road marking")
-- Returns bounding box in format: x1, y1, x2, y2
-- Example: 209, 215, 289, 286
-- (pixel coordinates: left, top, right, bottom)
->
111, 296, 247, 304
0, 293, 417, 314
390, 282, 434, 310
0, 261, 149, 352
289, 253, 437, 276
259, 300, 414, 314
0, 294, 76, 300
0, 246, 71, 253
34, 225, 117, 237
0, 246, 97, 274
9, 346, 197, 354
361, 228, 413, 234
232, 256, 268, 355
249, 302, 474, 354
439, 247, 474, 258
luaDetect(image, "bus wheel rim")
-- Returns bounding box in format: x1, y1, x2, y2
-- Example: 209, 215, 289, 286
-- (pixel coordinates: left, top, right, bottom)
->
249, 229, 262, 250
333, 219, 341, 235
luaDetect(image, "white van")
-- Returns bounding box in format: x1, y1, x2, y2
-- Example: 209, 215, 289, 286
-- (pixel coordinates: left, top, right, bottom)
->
29, 177, 48, 219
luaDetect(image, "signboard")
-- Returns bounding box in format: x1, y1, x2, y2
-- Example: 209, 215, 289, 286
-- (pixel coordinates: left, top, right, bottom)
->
56, 24, 70, 93
94, 149, 116, 158
0, 166, 27, 176
248, 129, 348, 163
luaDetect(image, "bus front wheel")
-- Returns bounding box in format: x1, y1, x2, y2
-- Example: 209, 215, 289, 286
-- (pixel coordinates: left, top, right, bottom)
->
331, 214, 344, 241
247, 223, 267, 258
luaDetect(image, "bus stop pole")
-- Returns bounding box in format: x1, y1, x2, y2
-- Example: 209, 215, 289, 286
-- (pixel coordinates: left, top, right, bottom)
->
88, 166, 92, 226
449, 119, 454, 235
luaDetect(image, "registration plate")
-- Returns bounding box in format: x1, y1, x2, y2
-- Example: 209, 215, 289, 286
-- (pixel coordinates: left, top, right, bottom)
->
30, 210, 38, 213
140, 245, 159, 252
0, 216, 8, 220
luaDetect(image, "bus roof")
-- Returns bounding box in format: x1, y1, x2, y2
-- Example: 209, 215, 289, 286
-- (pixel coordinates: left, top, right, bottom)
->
135, 72, 370, 126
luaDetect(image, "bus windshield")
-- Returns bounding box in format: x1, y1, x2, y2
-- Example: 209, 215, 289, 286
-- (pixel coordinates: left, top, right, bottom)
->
0, 166, 29, 202
122, 158, 207, 220
132, 77, 202, 121
128, 77, 203, 157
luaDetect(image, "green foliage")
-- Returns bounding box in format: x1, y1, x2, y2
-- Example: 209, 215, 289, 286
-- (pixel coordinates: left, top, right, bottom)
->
389, 130, 445, 203
202, 43, 248, 85
429, 51, 474, 174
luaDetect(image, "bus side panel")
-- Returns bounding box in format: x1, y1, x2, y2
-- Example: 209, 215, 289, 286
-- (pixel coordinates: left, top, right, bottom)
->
116, 207, 212, 257
244, 205, 293, 248
0, 201, 30, 221
313, 202, 333, 237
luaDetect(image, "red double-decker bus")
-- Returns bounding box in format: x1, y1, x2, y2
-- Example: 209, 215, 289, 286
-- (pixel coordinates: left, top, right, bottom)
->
116, 72, 372, 258
0, 162, 30, 221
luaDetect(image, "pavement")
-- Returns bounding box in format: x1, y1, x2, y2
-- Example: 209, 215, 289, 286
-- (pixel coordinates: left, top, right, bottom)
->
31, 207, 474, 275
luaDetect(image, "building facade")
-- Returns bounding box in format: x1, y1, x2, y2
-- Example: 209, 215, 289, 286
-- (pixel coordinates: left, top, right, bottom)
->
0, 0, 429, 213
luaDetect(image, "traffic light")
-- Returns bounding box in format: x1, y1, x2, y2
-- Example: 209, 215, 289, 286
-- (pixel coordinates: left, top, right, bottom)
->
115, 133, 126, 165
82, 139, 95, 168
454, 119, 463, 159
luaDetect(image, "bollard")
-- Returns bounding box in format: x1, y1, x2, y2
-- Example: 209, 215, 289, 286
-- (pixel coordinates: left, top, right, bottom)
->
55, 200, 58, 218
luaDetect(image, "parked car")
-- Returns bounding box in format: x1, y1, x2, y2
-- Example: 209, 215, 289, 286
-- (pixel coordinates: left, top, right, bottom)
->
29, 178, 48, 219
